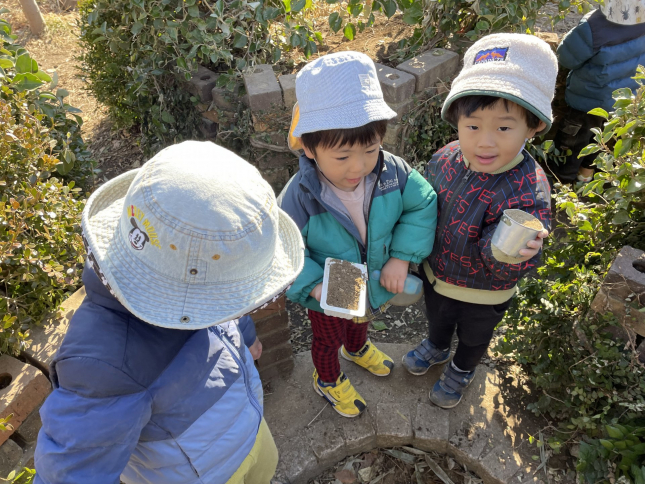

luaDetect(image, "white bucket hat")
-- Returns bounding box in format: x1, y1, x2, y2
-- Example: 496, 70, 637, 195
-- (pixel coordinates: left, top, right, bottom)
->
602, 0, 645, 24
442, 33, 558, 135
290, 51, 396, 140
82, 141, 304, 330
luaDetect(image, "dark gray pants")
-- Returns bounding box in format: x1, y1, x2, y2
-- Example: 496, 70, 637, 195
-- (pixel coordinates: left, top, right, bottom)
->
420, 271, 512, 371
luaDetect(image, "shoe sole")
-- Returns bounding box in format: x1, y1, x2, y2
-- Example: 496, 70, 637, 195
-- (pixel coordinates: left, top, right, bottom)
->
429, 393, 462, 409
340, 348, 392, 377
312, 378, 363, 418
401, 354, 451, 376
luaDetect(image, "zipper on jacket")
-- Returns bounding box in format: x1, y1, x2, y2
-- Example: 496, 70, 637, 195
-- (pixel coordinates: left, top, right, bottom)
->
214, 327, 263, 420
436, 170, 474, 239
362, 151, 384, 267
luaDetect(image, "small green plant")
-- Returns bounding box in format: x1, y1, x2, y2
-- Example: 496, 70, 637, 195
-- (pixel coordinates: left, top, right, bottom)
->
4, 468, 35, 484
577, 422, 645, 484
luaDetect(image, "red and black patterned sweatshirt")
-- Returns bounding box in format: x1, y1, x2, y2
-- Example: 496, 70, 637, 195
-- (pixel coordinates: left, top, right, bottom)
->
423, 141, 552, 305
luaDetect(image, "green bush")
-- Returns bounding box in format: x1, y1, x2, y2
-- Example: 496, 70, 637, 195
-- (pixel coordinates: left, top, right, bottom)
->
0, 13, 88, 356
494, 68, 645, 480
77, 0, 580, 156
0, 10, 94, 186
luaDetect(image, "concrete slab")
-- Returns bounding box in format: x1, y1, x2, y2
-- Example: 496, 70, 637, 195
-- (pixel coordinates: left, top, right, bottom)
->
278, 74, 297, 109
375, 63, 416, 104
264, 343, 538, 484
187, 66, 218, 103
22, 286, 86, 376
397, 49, 460, 92
243, 65, 283, 112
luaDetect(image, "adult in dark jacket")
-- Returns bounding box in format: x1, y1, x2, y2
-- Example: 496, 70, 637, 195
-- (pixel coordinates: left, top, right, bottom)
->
551, 0, 645, 182
34, 141, 304, 484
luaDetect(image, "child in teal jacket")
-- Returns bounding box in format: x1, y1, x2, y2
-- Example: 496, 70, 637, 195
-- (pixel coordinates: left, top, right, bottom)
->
278, 51, 437, 418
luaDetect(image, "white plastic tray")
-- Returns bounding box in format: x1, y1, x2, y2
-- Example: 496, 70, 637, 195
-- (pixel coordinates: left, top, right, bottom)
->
320, 258, 367, 319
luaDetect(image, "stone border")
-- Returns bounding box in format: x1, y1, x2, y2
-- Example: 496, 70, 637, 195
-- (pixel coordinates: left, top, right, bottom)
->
265, 344, 541, 484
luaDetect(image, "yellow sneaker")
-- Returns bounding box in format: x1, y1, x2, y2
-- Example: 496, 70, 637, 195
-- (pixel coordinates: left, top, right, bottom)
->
341, 340, 394, 376
313, 370, 367, 418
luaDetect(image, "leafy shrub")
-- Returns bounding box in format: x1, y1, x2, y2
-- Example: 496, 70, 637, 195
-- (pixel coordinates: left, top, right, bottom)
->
494, 68, 645, 478
77, 0, 323, 154
78, 0, 580, 156
1, 13, 87, 356
0, 10, 94, 186
578, 421, 645, 483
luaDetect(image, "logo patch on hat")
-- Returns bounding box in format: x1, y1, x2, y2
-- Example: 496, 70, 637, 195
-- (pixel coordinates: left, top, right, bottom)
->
474, 47, 508, 64
359, 73, 376, 92
127, 205, 161, 250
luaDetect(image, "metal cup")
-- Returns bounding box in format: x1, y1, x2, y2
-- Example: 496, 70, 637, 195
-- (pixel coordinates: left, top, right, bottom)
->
491, 209, 544, 258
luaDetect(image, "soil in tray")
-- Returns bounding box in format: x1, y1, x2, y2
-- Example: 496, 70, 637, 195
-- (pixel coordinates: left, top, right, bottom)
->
507, 210, 543, 230
326, 260, 365, 311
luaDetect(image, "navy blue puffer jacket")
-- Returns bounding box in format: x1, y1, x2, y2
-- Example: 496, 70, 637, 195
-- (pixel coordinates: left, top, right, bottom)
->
558, 9, 645, 112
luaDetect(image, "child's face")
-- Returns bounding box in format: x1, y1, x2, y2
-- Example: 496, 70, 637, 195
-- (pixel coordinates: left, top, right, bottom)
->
303, 139, 381, 192
457, 101, 546, 173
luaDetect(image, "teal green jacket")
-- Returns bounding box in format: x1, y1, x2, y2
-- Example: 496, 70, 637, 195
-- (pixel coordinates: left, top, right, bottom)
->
277, 150, 437, 312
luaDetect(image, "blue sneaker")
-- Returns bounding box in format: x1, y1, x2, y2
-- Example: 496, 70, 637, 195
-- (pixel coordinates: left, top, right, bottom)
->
429, 364, 475, 409
401, 339, 451, 376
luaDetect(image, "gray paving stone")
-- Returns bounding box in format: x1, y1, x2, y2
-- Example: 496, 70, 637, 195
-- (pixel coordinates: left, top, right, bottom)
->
306, 418, 347, 468
0, 439, 22, 478
382, 122, 402, 149
265, 344, 539, 484
397, 49, 460, 92
279, 74, 297, 109
480, 441, 524, 483
211, 84, 244, 112
23, 286, 85, 375
243, 65, 283, 112
413, 403, 449, 453
200, 117, 218, 138
274, 433, 318, 484
375, 402, 413, 448
341, 411, 377, 455
187, 66, 218, 103
375, 63, 416, 104
13, 405, 41, 445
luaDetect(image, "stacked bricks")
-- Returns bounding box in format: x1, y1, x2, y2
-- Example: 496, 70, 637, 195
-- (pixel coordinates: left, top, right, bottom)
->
590, 246, 645, 362
251, 296, 294, 382
189, 48, 462, 190
382, 48, 460, 156
187, 64, 299, 194
0, 356, 51, 476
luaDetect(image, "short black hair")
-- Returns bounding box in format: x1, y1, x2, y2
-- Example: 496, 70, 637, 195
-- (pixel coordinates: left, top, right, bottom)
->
444, 95, 541, 130
300, 119, 388, 157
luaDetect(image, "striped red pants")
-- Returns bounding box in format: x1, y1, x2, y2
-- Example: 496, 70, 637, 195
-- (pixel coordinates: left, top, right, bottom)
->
308, 309, 369, 383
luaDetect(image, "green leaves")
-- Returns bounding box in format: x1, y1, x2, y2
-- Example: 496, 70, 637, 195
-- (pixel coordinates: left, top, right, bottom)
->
343, 22, 356, 40
329, 12, 342, 32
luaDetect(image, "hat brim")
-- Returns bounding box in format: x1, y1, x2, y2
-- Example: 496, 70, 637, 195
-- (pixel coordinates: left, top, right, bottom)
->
442, 86, 552, 136
292, 98, 396, 138
81, 170, 304, 330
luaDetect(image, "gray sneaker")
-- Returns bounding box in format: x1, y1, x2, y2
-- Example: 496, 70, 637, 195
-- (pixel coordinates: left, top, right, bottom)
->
401, 339, 451, 376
